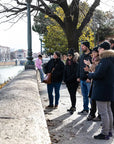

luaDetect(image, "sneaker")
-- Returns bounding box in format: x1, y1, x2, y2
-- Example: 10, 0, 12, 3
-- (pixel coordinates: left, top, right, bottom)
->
94, 133, 109, 140
78, 110, 88, 115
87, 115, 95, 121
93, 116, 101, 121
46, 105, 53, 109
108, 132, 113, 137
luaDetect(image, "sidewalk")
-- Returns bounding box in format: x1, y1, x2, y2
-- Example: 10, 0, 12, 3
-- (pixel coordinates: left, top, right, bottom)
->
39, 82, 114, 144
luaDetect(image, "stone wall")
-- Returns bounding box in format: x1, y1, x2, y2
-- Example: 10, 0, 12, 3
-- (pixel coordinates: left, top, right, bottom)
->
0, 61, 15, 66
0, 70, 51, 144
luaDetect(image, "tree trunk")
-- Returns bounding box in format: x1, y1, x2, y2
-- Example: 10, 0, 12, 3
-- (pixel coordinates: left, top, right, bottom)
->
64, 17, 79, 52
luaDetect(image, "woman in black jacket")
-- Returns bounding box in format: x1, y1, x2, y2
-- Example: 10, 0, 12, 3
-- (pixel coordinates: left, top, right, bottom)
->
45, 51, 64, 108
64, 49, 79, 114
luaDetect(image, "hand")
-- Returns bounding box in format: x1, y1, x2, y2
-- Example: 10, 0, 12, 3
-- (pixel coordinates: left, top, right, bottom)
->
84, 60, 91, 66
84, 66, 89, 72
77, 78, 80, 82
86, 79, 91, 83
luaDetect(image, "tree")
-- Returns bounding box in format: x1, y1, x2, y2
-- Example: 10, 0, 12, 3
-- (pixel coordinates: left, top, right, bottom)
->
0, 0, 100, 52
43, 7, 94, 54
92, 10, 114, 43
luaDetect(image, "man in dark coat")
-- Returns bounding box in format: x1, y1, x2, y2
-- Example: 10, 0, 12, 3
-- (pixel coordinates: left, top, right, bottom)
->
77, 41, 92, 115
88, 41, 114, 140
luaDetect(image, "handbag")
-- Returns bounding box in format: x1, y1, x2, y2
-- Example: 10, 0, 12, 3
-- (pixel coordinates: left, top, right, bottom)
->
43, 73, 52, 84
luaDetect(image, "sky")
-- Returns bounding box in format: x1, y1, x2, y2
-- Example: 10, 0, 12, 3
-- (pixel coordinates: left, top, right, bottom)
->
0, 0, 114, 53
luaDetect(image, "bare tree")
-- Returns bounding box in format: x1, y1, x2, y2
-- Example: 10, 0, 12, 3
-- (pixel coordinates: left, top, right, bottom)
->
0, 0, 100, 52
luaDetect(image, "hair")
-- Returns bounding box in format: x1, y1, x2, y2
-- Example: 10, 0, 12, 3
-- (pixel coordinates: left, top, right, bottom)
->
109, 39, 114, 44
38, 54, 42, 58
73, 52, 80, 62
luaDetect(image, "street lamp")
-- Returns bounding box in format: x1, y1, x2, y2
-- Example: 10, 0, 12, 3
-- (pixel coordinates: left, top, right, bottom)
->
25, 0, 35, 70
39, 34, 43, 55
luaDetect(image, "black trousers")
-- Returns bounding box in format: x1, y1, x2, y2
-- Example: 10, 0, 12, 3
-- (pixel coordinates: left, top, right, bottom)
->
66, 82, 78, 108
89, 99, 96, 117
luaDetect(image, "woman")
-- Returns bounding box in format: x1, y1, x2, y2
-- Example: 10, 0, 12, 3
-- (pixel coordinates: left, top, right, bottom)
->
45, 51, 64, 109
88, 41, 114, 140
64, 49, 79, 114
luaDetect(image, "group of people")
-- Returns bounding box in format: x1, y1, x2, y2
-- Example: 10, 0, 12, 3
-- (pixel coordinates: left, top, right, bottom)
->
35, 39, 114, 140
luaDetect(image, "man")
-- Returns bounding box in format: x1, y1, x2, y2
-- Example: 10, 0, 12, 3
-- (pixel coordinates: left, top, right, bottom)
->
109, 39, 114, 50
88, 41, 114, 140
77, 41, 92, 115
35, 54, 44, 82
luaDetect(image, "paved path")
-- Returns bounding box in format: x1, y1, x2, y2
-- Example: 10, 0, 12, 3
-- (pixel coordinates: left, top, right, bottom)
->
39, 83, 114, 144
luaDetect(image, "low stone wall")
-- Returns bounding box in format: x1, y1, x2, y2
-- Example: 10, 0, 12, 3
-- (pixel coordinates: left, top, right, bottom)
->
0, 70, 51, 144
0, 61, 15, 66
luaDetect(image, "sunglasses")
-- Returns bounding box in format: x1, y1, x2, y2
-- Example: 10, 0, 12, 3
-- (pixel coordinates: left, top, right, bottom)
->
68, 54, 72, 56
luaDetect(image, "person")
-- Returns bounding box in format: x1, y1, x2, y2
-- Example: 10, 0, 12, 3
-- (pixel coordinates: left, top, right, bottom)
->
77, 41, 92, 115
64, 49, 79, 114
109, 39, 114, 50
45, 51, 64, 109
35, 54, 44, 82
84, 46, 101, 121
109, 39, 114, 125
88, 41, 114, 140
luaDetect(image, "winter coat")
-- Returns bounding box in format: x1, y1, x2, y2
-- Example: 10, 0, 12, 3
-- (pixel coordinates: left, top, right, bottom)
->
88, 50, 114, 101
64, 59, 79, 84
77, 51, 92, 80
46, 58, 64, 83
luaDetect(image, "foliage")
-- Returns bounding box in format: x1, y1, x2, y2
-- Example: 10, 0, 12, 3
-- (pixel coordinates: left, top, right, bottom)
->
43, 7, 94, 54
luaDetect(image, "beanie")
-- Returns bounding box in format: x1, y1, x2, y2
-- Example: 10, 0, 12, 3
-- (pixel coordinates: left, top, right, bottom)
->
92, 46, 98, 52
54, 51, 61, 58
68, 48, 74, 56
99, 41, 110, 50
81, 41, 90, 48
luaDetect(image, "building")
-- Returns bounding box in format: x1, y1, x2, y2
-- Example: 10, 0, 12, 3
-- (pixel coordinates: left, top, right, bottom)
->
14, 49, 27, 59
0, 46, 10, 61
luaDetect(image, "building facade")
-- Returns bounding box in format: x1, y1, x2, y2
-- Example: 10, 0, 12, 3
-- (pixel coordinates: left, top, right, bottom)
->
0, 46, 10, 61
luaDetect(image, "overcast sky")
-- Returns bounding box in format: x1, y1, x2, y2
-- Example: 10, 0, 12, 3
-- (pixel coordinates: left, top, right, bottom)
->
0, 0, 113, 53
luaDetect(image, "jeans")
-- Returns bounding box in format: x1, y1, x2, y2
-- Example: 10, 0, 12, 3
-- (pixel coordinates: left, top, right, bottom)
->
80, 80, 91, 111
97, 101, 113, 135
47, 82, 61, 106
38, 68, 44, 82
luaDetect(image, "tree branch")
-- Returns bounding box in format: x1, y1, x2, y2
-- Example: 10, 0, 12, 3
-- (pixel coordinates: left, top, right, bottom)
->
78, 0, 100, 36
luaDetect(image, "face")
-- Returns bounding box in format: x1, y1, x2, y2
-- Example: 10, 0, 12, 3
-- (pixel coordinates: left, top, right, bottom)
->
98, 47, 104, 55
111, 43, 114, 49
53, 53, 58, 59
92, 51, 98, 58
81, 44, 88, 52
67, 54, 73, 60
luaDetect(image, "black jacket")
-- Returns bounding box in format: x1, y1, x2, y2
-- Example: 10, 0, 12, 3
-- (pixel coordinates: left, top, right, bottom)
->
46, 58, 64, 83
88, 50, 114, 101
64, 59, 79, 84
77, 51, 92, 80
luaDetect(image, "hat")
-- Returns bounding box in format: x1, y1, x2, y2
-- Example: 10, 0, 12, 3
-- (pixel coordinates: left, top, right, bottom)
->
99, 41, 110, 50
54, 51, 61, 58
81, 41, 90, 48
68, 48, 74, 56
92, 46, 98, 52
